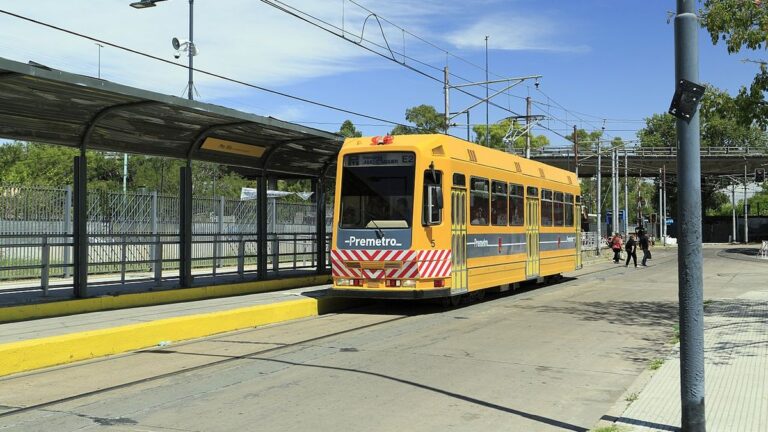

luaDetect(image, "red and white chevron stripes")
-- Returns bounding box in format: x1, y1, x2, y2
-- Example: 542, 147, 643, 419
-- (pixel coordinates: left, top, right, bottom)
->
331, 249, 451, 280
416, 249, 452, 279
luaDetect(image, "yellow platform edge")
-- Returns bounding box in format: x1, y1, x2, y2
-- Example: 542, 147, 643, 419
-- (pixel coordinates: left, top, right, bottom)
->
0, 295, 357, 378
0, 274, 332, 324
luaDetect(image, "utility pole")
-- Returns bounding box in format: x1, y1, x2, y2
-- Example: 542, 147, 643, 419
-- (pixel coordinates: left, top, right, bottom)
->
596, 139, 602, 255
674, 1, 706, 429
525, 96, 532, 158
95, 43, 103, 79
187, 0, 194, 100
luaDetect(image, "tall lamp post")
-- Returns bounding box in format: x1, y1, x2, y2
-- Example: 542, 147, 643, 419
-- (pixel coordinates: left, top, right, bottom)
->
130, 0, 196, 101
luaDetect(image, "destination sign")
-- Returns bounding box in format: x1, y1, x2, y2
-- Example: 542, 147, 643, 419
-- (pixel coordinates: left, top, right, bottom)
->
343, 152, 415, 168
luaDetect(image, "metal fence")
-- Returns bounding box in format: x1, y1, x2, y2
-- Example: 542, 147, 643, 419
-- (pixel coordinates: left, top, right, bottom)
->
0, 185, 333, 292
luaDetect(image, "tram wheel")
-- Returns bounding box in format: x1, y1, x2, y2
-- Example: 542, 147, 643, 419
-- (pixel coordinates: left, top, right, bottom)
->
441, 294, 462, 308
473, 289, 486, 302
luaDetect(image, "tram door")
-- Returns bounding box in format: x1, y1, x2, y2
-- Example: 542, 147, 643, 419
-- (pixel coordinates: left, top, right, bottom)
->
451, 188, 468, 293
525, 195, 540, 279
575, 201, 583, 269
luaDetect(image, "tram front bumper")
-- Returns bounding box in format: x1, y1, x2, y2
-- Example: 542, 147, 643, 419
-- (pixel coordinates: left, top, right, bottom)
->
329, 287, 453, 300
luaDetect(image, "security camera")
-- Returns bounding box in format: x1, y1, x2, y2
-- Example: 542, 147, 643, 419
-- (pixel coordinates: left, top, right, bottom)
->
174, 51, 181, 59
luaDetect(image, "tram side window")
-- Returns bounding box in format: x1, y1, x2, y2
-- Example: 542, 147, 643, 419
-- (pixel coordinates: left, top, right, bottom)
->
541, 189, 553, 226
509, 183, 524, 226
491, 181, 508, 226
554, 192, 565, 226
565, 193, 574, 226
423, 171, 443, 225
470, 177, 489, 225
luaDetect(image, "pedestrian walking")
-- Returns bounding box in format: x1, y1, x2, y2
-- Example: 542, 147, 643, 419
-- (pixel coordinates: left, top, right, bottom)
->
610, 233, 623, 264
639, 232, 652, 266
625, 233, 638, 268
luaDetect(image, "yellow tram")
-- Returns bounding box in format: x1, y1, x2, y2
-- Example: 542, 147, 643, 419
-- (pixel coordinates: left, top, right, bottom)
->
330, 134, 581, 301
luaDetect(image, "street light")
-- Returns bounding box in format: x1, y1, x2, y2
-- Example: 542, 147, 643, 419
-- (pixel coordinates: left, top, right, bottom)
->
130, 0, 196, 100
129, 0, 167, 9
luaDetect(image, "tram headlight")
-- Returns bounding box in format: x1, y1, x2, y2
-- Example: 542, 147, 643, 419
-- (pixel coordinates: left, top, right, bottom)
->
336, 278, 360, 286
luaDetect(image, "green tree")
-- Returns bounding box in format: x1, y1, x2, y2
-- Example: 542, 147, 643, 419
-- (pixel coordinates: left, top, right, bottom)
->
638, 87, 767, 148
701, 0, 768, 128
566, 128, 603, 151
637, 113, 676, 147
339, 120, 363, 138
473, 118, 549, 151
390, 105, 447, 135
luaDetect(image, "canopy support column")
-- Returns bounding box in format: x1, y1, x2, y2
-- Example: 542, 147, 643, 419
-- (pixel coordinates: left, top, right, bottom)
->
257, 174, 269, 279
179, 163, 193, 287
73, 155, 88, 298
314, 177, 327, 274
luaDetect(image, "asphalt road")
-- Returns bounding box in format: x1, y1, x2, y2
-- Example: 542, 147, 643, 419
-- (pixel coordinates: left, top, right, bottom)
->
0, 246, 764, 432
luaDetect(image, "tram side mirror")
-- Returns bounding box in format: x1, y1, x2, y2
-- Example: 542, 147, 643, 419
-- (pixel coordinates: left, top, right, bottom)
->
426, 185, 443, 225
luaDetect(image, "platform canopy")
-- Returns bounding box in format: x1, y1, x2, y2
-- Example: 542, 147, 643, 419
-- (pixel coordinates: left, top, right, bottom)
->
0, 57, 342, 178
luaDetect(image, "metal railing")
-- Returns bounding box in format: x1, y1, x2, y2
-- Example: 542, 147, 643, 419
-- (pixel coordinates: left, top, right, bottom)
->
1, 184, 333, 294
516, 146, 768, 158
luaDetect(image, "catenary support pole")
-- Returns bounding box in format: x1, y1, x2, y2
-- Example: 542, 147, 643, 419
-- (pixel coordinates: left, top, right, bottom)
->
525, 96, 532, 158
731, 183, 736, 242
624, 148, 628, 234
659, 170, 664, 241
485, 35, 489, 147
596, 140, 601, 254
573, 125, 579, 177
661, 165, 667, 241
744, 164, 748, 244
611, 147, 617, 235
674, 1, 706, 430
444, 66, 450, 133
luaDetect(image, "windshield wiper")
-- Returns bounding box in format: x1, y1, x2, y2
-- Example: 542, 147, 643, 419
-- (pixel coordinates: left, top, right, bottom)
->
368, 219, 385, 239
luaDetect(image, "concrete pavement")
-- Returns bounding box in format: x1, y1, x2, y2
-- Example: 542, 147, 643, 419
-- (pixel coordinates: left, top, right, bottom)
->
0, 246, 768, 432
595, 245, 768, 431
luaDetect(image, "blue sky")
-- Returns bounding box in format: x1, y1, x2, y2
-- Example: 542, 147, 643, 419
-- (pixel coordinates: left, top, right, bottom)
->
0, 0, 762, 146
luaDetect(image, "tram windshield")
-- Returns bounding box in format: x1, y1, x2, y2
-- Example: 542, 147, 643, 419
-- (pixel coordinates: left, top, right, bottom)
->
339, 152, 415, 229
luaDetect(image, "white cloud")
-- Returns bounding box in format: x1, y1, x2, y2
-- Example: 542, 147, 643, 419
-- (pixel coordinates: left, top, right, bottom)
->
446, 15, 590, 53
0, 0, 438, 104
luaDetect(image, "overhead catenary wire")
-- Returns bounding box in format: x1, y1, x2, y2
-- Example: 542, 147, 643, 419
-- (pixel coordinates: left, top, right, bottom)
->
258, 0, 527, 120
0, 8, 407, 128
263, 0, 646, 143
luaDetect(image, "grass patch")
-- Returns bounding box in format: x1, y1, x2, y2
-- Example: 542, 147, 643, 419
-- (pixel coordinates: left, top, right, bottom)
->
669, 324, 680, 344
649, 358, 665, 370
591, 425, 627, 432
625, 392, 639, 402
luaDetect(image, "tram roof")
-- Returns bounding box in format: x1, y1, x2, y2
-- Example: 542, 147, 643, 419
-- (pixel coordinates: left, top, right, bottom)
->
344, 134, 579, 188
0, 57, 342, 178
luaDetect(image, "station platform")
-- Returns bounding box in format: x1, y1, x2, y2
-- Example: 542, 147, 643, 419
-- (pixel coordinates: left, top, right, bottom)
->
0, 276, 363, 378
